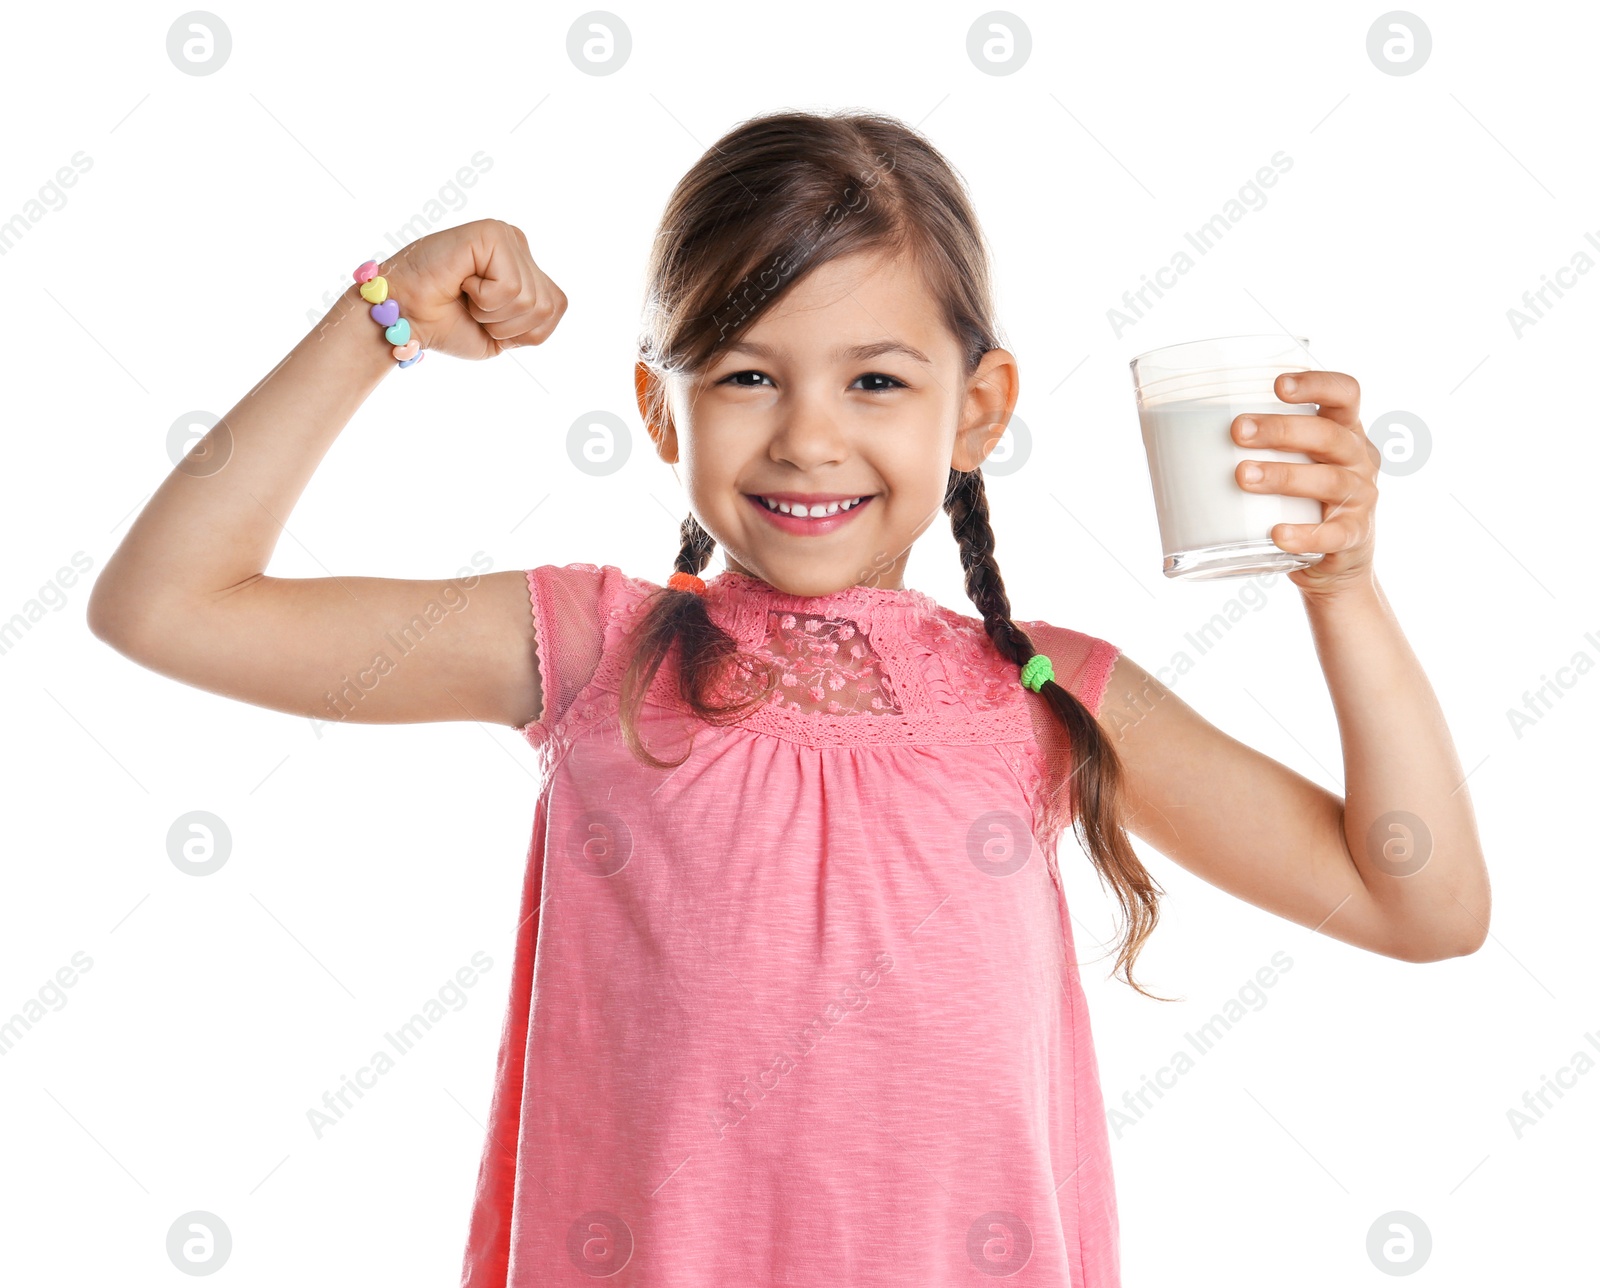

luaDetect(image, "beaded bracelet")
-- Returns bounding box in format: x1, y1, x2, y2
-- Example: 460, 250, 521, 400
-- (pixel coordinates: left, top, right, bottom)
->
352, 260, 424, 368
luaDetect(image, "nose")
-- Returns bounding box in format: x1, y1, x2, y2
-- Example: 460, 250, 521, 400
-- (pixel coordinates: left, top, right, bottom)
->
767, 394, 849, 470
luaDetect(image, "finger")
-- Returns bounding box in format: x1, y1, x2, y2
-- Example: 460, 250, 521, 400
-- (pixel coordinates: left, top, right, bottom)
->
493, 319, 560, 350
464, 271, 527, 321
481, 308, 536, 342
1236, 459, 1375, 511
484, 285, 566, 347
1273, 512, 1364, 554
1231, 412, 1370, 467
460, 233, 527, 316
483, 308, 554, 347
1273, 370, 1361, 429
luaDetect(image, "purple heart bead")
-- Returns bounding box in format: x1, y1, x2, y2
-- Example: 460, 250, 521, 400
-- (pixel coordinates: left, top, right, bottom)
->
370, 299, 400, 327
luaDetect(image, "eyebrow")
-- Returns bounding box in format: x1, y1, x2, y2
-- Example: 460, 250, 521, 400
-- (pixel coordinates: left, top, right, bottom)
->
722, 338, 933, 366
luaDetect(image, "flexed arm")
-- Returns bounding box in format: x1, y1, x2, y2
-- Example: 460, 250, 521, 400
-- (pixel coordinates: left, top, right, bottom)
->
87, 219, 567, 728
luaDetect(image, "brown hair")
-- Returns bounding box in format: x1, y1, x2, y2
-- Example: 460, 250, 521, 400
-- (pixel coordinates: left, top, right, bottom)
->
625, 108, 1166, 997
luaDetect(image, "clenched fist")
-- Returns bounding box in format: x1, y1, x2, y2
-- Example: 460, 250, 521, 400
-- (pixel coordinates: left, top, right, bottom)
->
371, 218, 567, 361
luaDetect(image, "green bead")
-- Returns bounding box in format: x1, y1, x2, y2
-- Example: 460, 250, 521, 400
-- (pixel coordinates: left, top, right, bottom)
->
385, 317, 411, 347
1020, 653, 1054, 692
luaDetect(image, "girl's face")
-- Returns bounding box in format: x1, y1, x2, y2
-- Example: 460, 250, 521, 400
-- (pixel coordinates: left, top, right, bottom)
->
640, 248, 1018, 596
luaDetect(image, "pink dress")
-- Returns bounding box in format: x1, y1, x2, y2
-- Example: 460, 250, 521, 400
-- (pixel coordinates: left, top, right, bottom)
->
461, 563, 1123, 1287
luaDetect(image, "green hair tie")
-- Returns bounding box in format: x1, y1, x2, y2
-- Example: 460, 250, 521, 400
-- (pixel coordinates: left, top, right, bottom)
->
1020, 653, 1054, 693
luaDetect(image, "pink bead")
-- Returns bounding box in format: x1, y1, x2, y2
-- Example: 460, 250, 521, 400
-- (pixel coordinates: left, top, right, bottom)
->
392, 338, 420, 361
353, 260, 379, 284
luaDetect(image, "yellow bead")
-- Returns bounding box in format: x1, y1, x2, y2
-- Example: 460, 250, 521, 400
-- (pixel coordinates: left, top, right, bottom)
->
358, 276, 388, 305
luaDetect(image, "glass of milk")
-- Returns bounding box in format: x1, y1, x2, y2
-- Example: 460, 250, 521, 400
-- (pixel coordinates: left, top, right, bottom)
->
1129, 334, 1327, 581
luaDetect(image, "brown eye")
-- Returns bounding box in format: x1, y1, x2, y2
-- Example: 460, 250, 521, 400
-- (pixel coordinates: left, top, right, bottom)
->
853, 372, 905, 392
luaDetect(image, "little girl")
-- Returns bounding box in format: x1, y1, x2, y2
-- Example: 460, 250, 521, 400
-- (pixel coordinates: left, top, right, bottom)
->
88, 108, 1490, 1287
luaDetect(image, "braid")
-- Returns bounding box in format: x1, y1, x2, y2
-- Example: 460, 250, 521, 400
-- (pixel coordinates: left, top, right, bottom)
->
943, 465, 1169, 999
674, 512, 717, 580
615, 512, 772, 771
943, 466, 1036, 669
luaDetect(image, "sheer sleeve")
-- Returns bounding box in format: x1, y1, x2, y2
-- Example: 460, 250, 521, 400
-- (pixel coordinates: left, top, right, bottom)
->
521, 563, 617, 748
1019, 619, 1121, 718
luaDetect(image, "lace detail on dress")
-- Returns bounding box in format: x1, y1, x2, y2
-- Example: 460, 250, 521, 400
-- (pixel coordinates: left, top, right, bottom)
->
520, 565, 1119, 874
754, 610, 904, 715
921, 610, 1018, 713
541, 566, 1079, 761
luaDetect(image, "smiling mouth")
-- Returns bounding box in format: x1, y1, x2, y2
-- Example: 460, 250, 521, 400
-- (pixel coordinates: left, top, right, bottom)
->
743, 493, 879, 533
749, 494, 874, 518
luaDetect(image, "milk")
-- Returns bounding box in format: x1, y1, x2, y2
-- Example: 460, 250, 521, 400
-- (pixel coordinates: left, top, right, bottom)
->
1136, 397, 1324, 578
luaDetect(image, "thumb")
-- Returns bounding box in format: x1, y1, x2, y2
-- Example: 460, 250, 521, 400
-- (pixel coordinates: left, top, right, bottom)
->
461, 273, 520, 317
459, 244, 522, 318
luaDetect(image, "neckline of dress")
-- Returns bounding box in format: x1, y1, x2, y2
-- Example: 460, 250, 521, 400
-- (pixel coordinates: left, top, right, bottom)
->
704, 568, 942, 617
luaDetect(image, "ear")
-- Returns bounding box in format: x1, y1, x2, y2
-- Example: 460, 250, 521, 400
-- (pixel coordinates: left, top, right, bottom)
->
635, 360, 679, 464
952, 348, 1020, 473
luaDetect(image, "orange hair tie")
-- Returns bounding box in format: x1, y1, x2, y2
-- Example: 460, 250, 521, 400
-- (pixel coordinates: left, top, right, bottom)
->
667, 571, 706, 595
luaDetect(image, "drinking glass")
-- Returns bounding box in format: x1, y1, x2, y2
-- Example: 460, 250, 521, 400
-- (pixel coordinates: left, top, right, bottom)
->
1130, 333, 1327, 581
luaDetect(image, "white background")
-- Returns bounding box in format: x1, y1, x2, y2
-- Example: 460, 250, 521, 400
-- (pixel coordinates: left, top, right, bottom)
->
2, 0, 1595, 1283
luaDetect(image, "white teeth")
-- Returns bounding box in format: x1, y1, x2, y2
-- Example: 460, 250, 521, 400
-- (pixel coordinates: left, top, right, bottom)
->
760, 496, 867, 518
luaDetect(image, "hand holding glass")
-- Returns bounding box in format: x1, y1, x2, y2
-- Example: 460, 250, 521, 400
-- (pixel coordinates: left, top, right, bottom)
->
1130, 334, 1327, 582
